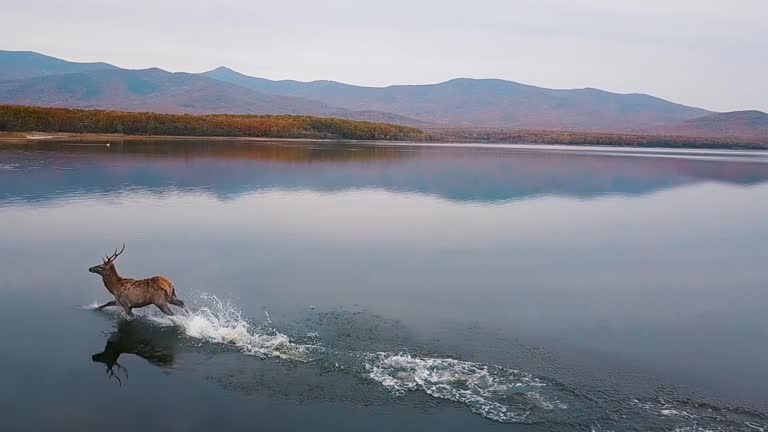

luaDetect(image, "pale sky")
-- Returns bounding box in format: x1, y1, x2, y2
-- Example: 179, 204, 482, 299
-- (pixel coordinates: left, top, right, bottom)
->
2, 0, 766, 112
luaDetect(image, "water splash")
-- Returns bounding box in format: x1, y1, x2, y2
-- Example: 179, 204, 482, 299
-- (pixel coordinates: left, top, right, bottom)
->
83, 301, 103, 310
122, 292, 315, 362
364, 352, 565, 423
84, 295, 767, 429
182, 293, 311, 361
86, 294, 565, 422
631, 398, 768, 432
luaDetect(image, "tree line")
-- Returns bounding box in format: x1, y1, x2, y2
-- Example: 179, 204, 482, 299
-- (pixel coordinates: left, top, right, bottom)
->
0, 105, 426, 141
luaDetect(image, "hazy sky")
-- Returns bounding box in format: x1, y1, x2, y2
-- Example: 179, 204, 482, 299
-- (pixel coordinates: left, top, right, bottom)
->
3, 0, 766, 112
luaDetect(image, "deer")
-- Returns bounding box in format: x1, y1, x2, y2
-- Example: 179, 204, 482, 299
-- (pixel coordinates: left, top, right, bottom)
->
89, 244, 186, 316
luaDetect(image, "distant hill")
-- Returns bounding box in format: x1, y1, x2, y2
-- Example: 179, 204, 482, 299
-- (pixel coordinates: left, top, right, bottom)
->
4, 51, 766, 137
651, 111, 768, 140
202, 67, 711, 132
0, 66, 428, 125
0, 50, 116, 80
0, 67, 346, 115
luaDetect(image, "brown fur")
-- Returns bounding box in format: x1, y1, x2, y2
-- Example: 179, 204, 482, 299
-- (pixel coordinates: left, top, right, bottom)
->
89, 245, 185, 316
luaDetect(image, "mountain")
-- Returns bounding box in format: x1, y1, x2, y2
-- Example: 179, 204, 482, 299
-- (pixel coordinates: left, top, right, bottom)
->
0, 66, 429, 125
0, 50, 116, 80
0, 51, 430, 124
0, 68, 341, 115
202, 67, 711, 131
651, 111, 768, 140
2, 51, 759, 135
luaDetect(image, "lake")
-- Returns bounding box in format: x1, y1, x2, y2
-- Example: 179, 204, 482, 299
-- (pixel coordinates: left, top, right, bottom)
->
1, 139, 767, 431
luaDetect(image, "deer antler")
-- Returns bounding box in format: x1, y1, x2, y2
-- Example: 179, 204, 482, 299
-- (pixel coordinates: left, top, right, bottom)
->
106, 243, 126, 263
104, 362, 128, 386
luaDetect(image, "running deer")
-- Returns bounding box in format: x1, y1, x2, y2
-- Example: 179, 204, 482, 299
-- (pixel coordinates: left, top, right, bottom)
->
89, 244, 186, 316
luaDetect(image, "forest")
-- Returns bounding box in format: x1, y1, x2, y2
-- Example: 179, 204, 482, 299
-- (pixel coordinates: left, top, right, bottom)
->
2, 104, 765, 149
0, 105, 426, 141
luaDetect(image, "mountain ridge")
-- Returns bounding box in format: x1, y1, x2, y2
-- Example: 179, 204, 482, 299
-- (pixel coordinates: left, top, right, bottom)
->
2, 50, 760, 135
201, 66, 711, 131
0, 50, 117, 80
650, 110, 768, 140
0, 56, 429, 126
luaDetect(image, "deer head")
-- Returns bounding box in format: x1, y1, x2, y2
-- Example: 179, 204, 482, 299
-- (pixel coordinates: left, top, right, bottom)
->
88, 244, 125, 276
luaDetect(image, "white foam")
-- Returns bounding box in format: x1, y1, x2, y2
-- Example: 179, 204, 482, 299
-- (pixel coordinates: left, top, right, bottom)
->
83, 301, 102, 310
590, 424, 616, 432
633, 398, 768, 432
661, 409, 699, 418
671, 428, 718, 432
148, 292, 313, 362
82, 295, 575, 424
365, 352, 563, 423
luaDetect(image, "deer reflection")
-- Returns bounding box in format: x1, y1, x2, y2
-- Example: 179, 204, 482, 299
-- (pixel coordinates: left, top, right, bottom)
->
92, 318, 179, 385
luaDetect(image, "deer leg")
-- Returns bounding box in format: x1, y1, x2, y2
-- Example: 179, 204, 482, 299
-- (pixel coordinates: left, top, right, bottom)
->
120, 304, 134, 317
170, 298, 189, 316
156, 302, 174, 316
95, 300, 116, 310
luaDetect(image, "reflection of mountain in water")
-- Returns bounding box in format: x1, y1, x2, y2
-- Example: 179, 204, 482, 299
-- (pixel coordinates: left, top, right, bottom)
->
3, 140, 768, 205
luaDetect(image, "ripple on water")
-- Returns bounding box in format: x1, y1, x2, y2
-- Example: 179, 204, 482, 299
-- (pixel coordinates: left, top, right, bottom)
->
364, 352, 566, 423
630, 398, 768, 432
84, 293, 768, 430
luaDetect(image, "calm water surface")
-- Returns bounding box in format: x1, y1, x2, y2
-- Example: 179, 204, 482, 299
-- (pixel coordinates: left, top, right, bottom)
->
1, 140, 767, 431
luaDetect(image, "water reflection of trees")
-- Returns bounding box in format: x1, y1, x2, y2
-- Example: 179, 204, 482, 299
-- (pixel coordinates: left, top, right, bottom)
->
2, 139, 415, 163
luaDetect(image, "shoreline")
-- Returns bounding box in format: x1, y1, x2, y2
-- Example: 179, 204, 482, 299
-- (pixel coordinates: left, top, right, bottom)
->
0, 132, 342, 143
2, 131, 768, 152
